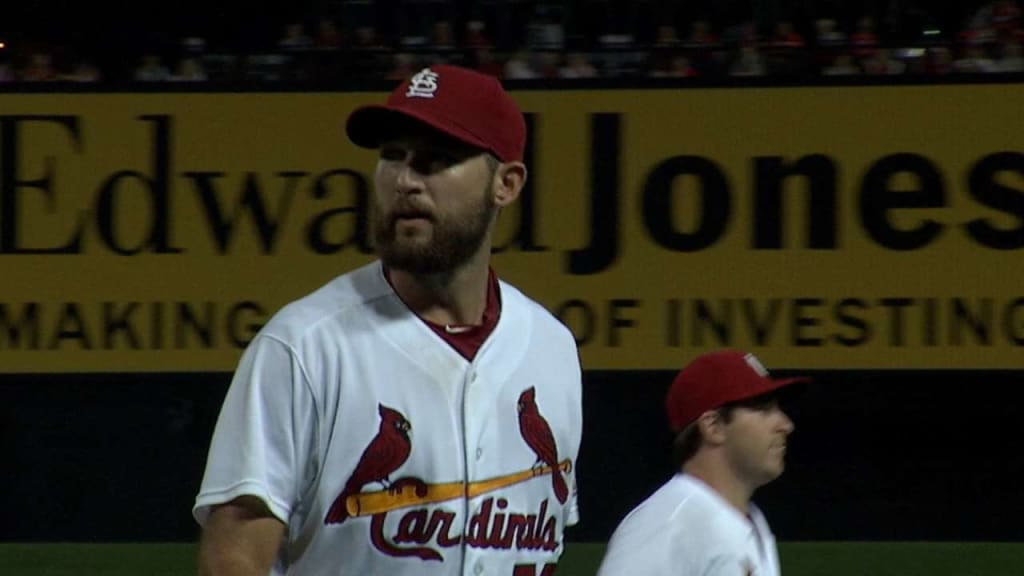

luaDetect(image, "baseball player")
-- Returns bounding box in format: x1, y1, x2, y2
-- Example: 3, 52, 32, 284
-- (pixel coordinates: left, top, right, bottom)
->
598, 349, 807, 576
194, 64, 582, 575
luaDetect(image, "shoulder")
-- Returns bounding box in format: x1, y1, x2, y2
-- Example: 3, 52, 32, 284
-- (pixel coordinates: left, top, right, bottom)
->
601, 477, 699, 574
498, 279, 575, 345
258, 261, 392, 348
674, 476, 747, 531
611, 476, 691, 538
632, 476, 744, 543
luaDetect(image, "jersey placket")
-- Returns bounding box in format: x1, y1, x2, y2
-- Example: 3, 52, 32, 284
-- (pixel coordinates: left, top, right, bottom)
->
460, 361, 487, 576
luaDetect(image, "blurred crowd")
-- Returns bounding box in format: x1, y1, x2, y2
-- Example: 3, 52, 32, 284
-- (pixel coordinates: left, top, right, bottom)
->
2, 1, 1024, 84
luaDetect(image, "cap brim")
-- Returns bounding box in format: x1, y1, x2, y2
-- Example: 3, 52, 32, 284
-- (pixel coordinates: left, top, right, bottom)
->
345, 104, 493, 155
667, 375, 811, 433
733, 376, 810, 407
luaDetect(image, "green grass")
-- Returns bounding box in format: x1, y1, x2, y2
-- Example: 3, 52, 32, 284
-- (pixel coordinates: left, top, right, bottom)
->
780, 542, 1024, 576
1, 542, 1022, 575
0, 543, 197, 576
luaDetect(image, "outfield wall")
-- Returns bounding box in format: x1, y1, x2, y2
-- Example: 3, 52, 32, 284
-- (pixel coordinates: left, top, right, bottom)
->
2, 84, 1022, 542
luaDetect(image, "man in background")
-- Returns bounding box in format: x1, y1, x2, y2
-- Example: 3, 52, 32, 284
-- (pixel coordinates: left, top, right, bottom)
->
598, 349, 806, 576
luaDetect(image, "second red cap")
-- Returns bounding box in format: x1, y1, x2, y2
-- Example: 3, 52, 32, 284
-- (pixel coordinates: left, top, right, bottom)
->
665, 349, 808, 433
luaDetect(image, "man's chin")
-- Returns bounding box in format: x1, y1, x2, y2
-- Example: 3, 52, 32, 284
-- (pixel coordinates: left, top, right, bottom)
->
752, 459, 785, 485
376, 230, 488, 276
379, 246, 448, 276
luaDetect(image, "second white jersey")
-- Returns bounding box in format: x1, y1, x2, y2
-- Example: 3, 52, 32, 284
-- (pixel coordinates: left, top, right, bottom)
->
598, 474, 780, 576
194, 261, 583, 575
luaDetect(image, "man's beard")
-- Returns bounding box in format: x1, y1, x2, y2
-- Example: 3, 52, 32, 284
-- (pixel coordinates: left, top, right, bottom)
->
374, 190, 497, 276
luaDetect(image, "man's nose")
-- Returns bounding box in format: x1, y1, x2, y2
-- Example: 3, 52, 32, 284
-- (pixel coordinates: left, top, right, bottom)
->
778, 409, 795, 434
395, 162, 426, 193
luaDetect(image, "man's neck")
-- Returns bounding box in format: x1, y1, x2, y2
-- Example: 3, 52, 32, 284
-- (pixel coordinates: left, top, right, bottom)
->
683, 457, 755, 516
386, 254, 492, 327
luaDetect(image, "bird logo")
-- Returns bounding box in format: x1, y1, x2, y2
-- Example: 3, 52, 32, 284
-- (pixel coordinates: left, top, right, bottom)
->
325, 404, 413, 524
517, 387, 569, 504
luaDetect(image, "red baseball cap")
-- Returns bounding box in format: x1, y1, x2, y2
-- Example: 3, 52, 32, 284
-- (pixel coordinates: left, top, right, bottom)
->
666, 350, 809, 433
346, 64, 526, 162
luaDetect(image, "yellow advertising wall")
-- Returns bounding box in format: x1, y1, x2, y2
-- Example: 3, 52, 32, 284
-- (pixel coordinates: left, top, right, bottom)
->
1, 85, 1022, 372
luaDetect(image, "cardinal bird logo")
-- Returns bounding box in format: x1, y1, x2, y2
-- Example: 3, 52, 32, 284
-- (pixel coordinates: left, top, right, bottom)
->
325, 404, 412, 524
517, 387, 569, 504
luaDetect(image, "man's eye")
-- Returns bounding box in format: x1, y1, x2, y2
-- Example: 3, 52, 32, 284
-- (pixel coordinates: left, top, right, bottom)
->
427, 153, 458, 171
380, 146, 406, 161
411, 152, 459, 174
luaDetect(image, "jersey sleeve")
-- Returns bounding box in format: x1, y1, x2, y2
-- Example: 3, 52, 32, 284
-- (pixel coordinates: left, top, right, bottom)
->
564, 475, 581, 526
702, 554, 751, 576
192, 334, 318, 527
563, 359, 583, 527
596, 512, 677, 576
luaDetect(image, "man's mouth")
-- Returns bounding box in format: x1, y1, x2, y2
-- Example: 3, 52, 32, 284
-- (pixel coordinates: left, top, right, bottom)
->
391, 207, 433, 221
391, 211, 433, 226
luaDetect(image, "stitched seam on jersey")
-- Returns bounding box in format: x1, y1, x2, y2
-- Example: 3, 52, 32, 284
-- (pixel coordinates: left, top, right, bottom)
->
257, 333, 322, 516
267, 263, 396, 343
668, 492, 695, 523
259, 333, 317, 404
500, 280, 577, 344
303, 287, 395, 336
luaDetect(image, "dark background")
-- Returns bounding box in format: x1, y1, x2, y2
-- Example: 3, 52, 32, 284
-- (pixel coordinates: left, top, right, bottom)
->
3, 368, 1021, 542
0, 1, 999, 81
0, 1, 991, 45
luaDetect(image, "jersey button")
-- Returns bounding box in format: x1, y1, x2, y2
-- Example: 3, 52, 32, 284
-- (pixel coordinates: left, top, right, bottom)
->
473, 562, 484, 575
475, 447, 483, 460
470, 371, 478, 383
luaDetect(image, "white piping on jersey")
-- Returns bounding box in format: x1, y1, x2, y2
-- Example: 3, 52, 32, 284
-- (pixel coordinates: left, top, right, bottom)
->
457, 362, 474, 574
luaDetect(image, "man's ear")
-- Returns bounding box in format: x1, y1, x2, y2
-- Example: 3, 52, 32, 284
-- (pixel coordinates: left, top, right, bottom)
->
696, 410, 728, 446
493, 161, 526, 207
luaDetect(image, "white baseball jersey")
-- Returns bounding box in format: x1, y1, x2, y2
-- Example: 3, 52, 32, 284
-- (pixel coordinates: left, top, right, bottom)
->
194, 261, 582, 575
598, 474, 780, 576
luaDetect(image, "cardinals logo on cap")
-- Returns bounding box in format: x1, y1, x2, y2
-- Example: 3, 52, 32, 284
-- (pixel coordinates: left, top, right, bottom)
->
406, 68, 439, 98
743, 353, 769, 377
